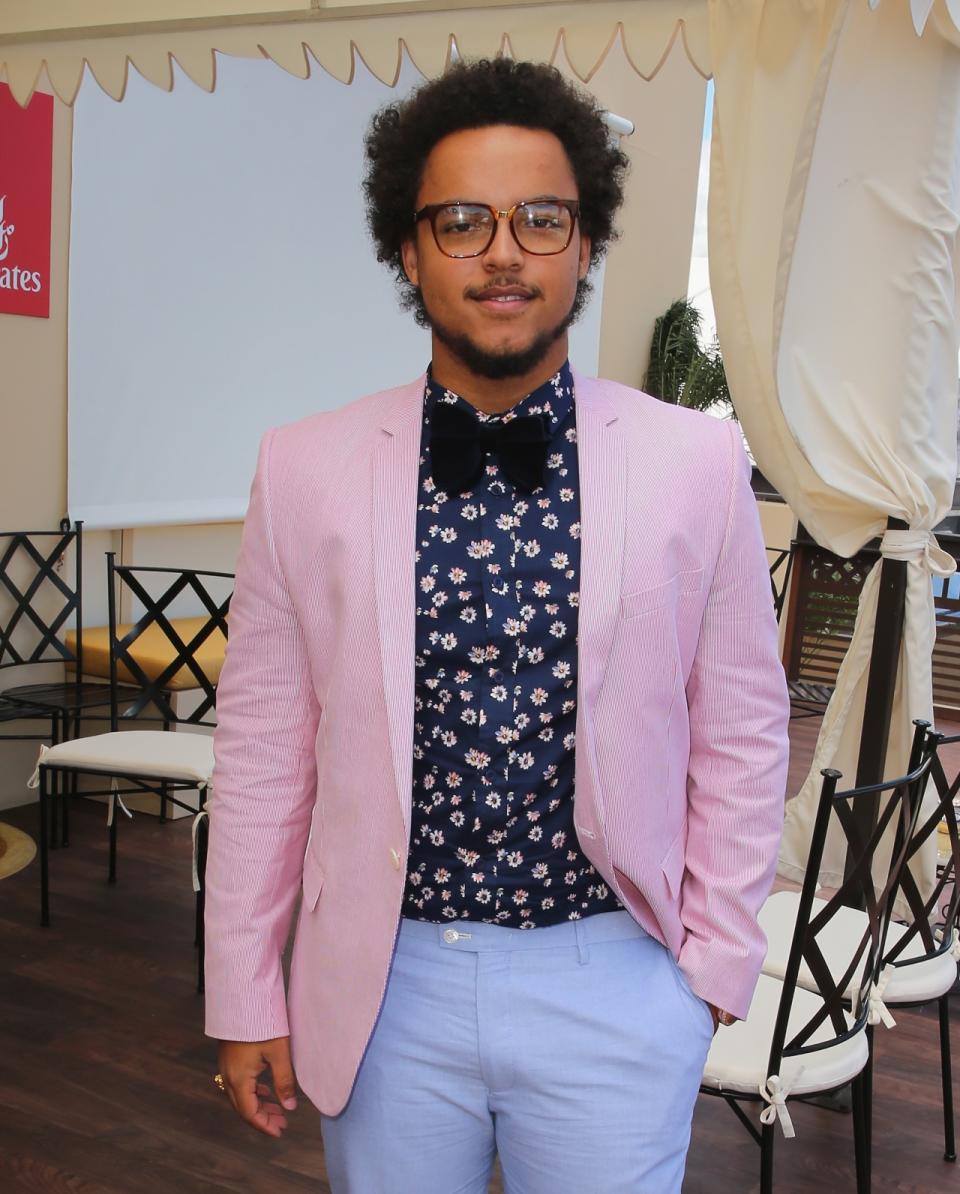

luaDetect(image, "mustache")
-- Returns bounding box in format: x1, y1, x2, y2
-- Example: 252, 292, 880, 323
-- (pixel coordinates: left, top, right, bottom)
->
463, 279, 542, 300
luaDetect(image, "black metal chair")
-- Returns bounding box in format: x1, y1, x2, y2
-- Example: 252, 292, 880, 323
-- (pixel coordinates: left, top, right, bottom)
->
700, 720, 937, 1193
0, 521, 131, 848
879, 734, 960, 1162
762, 728, 960, 1163
0, 521, 88, 741
30, 554, 231, 990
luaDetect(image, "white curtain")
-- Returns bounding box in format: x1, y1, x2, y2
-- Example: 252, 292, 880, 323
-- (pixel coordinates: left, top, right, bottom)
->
708, 0, 960, 889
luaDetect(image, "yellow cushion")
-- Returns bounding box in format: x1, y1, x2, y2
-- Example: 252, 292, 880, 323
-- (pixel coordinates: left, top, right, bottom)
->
65, 616, 226, 690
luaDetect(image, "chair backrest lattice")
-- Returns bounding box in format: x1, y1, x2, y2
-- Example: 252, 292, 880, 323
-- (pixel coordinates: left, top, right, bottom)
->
106, 554, 232, 730
0, 521, 82, 689
767, 721, 936, 1077
767, 546, 794, 624
883, 732, 960, 968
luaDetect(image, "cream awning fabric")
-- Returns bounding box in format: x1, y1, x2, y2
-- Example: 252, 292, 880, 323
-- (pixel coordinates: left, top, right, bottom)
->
0, 0, 710, 107
5, 0, 960, 893
708, 0, 960, 891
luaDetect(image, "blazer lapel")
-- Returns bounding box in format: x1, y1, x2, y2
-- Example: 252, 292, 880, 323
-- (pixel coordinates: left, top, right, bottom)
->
573, 371, 626, 717
373, 377, 425, 837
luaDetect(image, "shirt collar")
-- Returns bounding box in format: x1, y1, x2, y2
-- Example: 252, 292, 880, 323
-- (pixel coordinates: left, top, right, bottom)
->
423, 360, 574, 441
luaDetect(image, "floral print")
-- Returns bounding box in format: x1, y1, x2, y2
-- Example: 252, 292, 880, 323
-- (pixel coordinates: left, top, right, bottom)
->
402, 361, 623, 928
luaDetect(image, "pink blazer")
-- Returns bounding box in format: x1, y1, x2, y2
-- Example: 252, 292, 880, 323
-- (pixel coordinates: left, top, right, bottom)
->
204, 371, 790, 1115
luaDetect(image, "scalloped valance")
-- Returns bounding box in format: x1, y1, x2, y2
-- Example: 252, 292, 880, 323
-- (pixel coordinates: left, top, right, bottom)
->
4, 1, 957, 109
0, 1, 711, 107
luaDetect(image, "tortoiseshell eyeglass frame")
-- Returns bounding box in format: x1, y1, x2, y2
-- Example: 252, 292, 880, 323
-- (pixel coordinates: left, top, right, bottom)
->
413, 199, 581, 258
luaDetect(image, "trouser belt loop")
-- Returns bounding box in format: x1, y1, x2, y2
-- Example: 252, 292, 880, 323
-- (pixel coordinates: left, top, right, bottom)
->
575, 918, 590, 965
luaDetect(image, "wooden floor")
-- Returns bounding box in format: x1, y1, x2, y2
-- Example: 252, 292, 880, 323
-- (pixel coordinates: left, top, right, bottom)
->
0, 715, 957, 1193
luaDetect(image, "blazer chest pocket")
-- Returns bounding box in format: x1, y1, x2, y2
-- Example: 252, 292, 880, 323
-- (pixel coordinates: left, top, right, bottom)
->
620, 568, 703, 620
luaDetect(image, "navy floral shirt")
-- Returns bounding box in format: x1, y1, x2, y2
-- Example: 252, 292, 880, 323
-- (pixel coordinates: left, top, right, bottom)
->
401, 361, 623, 928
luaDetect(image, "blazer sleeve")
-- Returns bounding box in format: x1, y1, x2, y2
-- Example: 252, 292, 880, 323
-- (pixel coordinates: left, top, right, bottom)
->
204, 427, 321, 1042
677, 421, 791, 1020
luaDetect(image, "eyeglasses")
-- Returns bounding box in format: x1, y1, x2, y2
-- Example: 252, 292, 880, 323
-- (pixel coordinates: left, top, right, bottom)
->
413, 199, 580, 258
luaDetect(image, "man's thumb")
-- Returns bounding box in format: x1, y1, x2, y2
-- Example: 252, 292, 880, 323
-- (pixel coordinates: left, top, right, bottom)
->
269, 1051, 298, 1111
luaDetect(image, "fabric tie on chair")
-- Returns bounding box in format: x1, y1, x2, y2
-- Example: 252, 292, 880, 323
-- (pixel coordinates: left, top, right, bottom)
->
759, 1070, 803, 1138
26, 743, 48, 790
191, 792, 208, 893
864, 967, 897, 1029
106, 779, 133, 828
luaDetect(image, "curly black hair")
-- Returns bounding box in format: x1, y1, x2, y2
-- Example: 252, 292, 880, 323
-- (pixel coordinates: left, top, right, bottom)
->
363, 57, 629, 327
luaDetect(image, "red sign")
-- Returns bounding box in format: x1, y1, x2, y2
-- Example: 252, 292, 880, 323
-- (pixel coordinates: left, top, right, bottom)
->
0, 83, 53, 318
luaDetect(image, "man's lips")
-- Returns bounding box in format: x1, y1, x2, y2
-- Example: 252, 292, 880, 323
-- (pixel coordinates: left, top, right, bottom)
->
468, 286, 539, 311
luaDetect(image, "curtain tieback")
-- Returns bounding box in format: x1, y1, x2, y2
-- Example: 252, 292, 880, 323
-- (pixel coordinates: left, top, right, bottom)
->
879, 528, 955, 577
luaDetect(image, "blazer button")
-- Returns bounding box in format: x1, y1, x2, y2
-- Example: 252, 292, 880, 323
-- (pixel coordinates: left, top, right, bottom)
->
389, 848, 402, 870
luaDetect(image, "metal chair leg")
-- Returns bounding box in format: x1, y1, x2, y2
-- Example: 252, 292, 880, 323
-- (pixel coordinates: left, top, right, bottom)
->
760, 1119, 775, 1194
49, 714, 62, 851
851, 1070, 870, 1194
940, 993, 956, 1162
864, 1022, 874, 1180
63, 711, 81, 848
39, 769, 50, 927
108, 792, 118, 884
160, 717, 172, 823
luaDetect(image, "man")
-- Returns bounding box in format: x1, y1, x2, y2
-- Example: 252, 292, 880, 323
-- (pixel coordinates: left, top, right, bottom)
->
205, 58, 790, 1193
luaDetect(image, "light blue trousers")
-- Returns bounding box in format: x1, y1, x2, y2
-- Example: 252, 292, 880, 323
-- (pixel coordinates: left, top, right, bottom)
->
320, 911, 714, 1194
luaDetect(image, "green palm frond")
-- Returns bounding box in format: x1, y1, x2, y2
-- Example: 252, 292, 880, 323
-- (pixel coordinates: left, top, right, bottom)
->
643, 298, 734, 418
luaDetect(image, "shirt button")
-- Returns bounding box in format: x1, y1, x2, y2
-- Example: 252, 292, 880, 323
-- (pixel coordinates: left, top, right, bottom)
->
389, 848, 401, 870
442, 928, 459, 944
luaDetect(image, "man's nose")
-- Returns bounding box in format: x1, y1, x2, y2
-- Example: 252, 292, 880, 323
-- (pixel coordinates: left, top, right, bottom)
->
481, 214, 524, 270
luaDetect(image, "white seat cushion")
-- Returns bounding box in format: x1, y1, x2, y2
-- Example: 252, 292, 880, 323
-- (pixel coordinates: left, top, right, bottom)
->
759, 890, 958, 1004
702, 973, 868, 1096
873, 949, 958, 1003
39, 730, 214, 785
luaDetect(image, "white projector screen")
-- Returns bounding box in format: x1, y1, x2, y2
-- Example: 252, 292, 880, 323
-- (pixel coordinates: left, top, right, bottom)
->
68, 54, 605, 530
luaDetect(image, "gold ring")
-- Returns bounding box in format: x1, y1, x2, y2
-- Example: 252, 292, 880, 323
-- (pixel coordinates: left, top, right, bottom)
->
213, 1072, 226, 1092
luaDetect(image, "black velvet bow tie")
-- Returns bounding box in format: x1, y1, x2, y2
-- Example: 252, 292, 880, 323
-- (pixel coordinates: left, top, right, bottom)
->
429, 401, 551, 497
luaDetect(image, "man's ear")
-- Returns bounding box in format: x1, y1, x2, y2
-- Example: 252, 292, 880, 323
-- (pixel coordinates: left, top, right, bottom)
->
401, 236, 420, 287
577, 232, 592, 281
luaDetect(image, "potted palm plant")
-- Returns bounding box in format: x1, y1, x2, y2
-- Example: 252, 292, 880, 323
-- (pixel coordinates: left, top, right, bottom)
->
643, 298, 733, 417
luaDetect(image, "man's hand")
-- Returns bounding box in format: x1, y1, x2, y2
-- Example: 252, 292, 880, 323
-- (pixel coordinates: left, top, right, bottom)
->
217, 1036, 298, 1138
706, 1004, 736, 1033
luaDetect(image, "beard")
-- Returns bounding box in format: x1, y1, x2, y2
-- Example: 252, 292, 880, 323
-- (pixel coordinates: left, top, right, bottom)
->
414, 277, 592, 380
